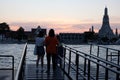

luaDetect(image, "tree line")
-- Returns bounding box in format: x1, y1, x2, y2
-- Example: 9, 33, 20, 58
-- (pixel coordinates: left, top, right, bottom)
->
0, 22, 26, 41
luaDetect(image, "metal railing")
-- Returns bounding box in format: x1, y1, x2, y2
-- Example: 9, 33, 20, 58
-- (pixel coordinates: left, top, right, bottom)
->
109, 52, 120, 65
15, 43, 27, 80
0, 55, 14, 80
96, 45, 120, 66
58, 44, 120, 80
14, 43, 120, 80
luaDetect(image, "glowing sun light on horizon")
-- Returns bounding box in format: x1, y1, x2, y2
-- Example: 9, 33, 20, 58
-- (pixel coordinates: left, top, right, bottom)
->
10, 26, 19, 31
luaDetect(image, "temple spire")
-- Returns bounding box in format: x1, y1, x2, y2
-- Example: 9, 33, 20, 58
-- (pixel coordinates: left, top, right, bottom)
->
105, 7, 108, 15
98, 7, 115, 39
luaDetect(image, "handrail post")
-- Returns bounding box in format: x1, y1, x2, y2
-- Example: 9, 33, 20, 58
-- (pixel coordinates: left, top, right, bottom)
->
96, 46, 100, 80
84, 54, 87, 80
76, 53, 79, 80
117, 51, 120, 65
61, 44, 120, 80
68, 48, 71, 75
87, 44, 92, 80
116, 51, 120, 80
12, 56, 14, 80
110, 52, 112, 62
63, 46, 66, 71
88, 59, 90, 80
105, 48, 108, 80
90, 44, 92, 55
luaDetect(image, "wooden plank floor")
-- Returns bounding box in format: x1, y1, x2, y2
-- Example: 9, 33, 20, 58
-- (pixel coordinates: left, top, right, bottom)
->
25, 64, 69, 80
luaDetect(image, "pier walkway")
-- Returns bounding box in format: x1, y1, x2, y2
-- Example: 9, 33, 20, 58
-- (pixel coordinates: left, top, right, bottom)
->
0, 43, 120, 80
25, 64, 68, 80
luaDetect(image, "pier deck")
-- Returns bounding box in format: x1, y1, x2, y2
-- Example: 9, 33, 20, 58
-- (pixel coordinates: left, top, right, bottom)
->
0, 70, 12, 80
15, 43, 120, 80
25, 64, 69, 80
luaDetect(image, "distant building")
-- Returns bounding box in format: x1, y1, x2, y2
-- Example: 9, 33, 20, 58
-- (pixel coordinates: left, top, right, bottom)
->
84, 31, 95, 42
25, 26, 46, 42
59, 33, 84, 44
31, 26, 46, 36
98, 7, 115, 39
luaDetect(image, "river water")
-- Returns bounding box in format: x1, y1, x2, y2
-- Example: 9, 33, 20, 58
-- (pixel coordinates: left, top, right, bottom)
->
0, 44, 120, 70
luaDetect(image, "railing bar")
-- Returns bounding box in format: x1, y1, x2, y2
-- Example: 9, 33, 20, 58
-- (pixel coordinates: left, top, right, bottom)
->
65, 46, 120, 68
15, 43, 27, 80
12, 56, 14, 80
63, 52, 96, 80
108, 55, 120, 56
71, 51, 120, 74
105, 48, 109, 80
96, 63, 99, 80
82, 51, 120, 68
98, 45, 120, 52
64, 58, 95, 80
96, 46, 100, 80
63, 44, 120, 80
88, 60, 91, 80
63, 47, 66, 71
84, 55, 87, 80
117, 51, 120, 65
91, 54, 120, 68
64, 45, 120, 54
116, 51, 120, 80
0, 55, 14, 57
0, 68, 13, 70
110, 52, 112, 62
90, 44, 92, 55
76, 54, 79, 80
68, 49, 71, 75
78, 50, 120, 69
85, 57, 120, 74
0, 55, 14, 80
66, 48, 120, 74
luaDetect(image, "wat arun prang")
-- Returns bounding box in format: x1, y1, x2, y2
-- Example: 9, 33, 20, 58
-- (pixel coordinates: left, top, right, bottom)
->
98, 7, 115, 39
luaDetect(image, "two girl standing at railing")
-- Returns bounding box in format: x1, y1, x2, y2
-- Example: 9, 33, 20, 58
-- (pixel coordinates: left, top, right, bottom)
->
34, 29, 61, 73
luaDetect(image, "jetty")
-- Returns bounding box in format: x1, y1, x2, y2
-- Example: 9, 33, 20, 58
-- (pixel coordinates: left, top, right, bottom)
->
0, 43, 120, 80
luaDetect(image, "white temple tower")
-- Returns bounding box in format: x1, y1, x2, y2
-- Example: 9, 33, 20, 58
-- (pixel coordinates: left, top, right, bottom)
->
98, 7, 114, 39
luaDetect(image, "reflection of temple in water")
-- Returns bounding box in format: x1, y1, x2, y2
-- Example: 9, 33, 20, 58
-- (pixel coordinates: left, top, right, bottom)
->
98, 7, 115, 39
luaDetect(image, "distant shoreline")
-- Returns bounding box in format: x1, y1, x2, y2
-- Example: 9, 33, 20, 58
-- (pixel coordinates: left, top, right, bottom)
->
0, 39, 119, 45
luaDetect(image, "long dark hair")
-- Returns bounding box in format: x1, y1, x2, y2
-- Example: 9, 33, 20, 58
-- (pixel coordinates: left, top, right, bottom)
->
37, 31, 44, 37
48, 29, 55, 37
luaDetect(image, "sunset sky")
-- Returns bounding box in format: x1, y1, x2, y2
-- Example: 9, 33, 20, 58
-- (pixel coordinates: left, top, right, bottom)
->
0, 0, 120, 34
